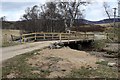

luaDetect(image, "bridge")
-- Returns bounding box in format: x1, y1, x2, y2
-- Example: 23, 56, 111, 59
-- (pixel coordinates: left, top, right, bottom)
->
20, 32, 107, 43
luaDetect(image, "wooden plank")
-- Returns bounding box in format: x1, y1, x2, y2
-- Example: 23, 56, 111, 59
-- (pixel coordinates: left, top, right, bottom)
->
35, 32, 70, 35
24, 37, 35, 39
22, 33, 36, 36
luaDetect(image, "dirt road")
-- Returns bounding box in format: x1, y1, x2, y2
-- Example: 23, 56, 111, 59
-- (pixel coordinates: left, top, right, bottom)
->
1, 41, 60, 62
1, 39, 85, 62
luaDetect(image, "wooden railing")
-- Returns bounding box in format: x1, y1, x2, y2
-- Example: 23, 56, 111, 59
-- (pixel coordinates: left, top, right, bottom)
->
20, 32, 95, 43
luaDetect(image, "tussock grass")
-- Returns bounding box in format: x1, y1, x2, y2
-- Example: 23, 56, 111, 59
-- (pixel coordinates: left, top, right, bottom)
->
67, 66, 118, 78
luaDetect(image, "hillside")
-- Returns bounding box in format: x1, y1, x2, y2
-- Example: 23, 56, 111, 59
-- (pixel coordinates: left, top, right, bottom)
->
79, 18, 120, 24
2, 18, 120, 30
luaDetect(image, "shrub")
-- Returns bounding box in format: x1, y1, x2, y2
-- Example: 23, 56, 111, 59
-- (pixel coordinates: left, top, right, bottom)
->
92, 40, 106, 51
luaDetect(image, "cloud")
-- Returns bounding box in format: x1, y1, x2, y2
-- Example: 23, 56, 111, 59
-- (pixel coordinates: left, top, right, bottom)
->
85, 2, 105, 21
1, 0, 47, 3
0, 0, 118, 21
1, 2, 40, 21
1, 9, 25, 21
1, 2, 39, 11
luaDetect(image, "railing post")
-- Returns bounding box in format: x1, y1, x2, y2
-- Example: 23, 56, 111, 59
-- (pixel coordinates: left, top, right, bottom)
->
22, 34, 24, 43
67, 34, 69, 44
93, 33, 95, 40
84, 32, 86, 39
69, 34, 71, 40
35, 33, 36, 41
86, 32, 88, 39
43, 34, 45, 40
59, 33, 61, 42
52, 34, 53, 40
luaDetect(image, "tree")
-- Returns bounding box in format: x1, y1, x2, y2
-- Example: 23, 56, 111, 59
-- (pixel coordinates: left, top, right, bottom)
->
0, 16, 6, 21
103, 2, 111, 20
21, 5, 41, 32
40, 2, 63, 32
20, 0, 89, 32
57, 0, 90, 32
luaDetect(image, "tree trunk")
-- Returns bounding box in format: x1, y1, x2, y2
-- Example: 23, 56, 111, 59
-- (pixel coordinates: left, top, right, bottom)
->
70, 19, 74, 28
64, 19, 68, 32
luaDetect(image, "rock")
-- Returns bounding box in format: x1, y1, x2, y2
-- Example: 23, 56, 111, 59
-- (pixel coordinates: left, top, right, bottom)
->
23, 38, 28, 42
58, 42, 64, 47
56, 45, 62, 49
49, 42, 64, 49
34, 52, 37, 55
107, 62, 116, 67
99, 59, 105, 62
49, 43, 56, 49
41, 65, 49, 70
32, 70, 40, 74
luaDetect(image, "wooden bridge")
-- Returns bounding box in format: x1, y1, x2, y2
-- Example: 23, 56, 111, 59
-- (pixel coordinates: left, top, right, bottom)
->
20, 32, 107, 43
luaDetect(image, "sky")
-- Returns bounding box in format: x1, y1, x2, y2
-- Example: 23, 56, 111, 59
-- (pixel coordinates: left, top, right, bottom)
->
0, 0, 118, 21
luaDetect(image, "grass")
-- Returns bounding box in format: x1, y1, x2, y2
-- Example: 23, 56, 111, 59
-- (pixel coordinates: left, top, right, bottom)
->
67, 65, 118, 78
95, 22, 120, 26
2, 42, 22, 47
92, 40, 106, 51
2, 49, 48, 78
1, 29, 22, 47
95, 61, 108, 66
105, 27, 120, 42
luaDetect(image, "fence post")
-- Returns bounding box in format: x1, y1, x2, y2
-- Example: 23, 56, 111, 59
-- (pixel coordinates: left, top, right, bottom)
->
59, 33, 61, 42
43, 34, 45, 40
86, 32, 88, 39
35, 33, 36, 41
22, 34, 24, 43
67, 34, 69, 44
93, 33, 95, 40
84, 32, 86, 39
52, 34, 53, 40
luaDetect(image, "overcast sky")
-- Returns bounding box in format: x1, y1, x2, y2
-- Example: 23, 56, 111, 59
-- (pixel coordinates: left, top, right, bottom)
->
0, 0, 118, 21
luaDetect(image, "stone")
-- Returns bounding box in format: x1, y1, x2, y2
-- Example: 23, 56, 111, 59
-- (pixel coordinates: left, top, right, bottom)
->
34, 52, 37, 55
49, 43, 56, 49
108, 62, 116, 67
99, 59, 105, 62
58, 42, 64, 47
56, 45, 62, 49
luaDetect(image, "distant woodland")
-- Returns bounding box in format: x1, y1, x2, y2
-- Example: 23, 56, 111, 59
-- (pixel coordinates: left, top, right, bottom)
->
1, 1, 106, 33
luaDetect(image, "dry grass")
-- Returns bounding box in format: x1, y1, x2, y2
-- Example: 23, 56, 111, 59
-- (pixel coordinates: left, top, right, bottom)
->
1, 29, 21, 47
1, 29, 20, 42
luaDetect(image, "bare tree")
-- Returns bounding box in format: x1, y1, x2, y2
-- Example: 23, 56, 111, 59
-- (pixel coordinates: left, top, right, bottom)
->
103, 2, 111, 19
103, 2, 113, 27
0, 16, 6, 21
57, 0, 90, 32
20, 1, 89, 32
21, 5, 41, 32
